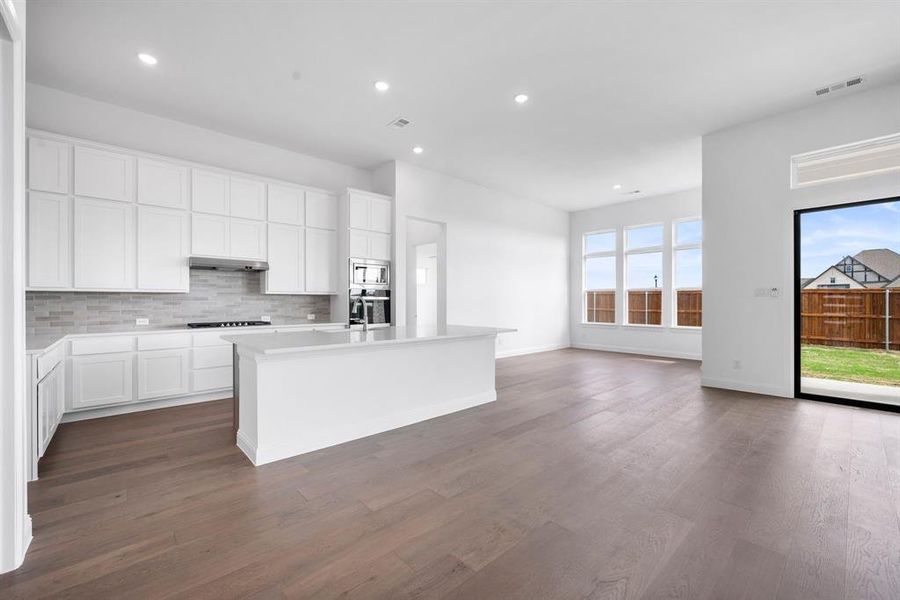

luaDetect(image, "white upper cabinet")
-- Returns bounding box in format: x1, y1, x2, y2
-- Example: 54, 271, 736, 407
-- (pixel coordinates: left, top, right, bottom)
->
192, 169, 229, 215
192, 213, 229, 257
306, 227, 337, 293
268, 184, 305, 226
138, 158, 189, 210
306, 191, 338, 230
28, 192, 70, 288
230, 177, 266, 220
74, 146, 135, 202
28, 138, 70, 194
347, 191, 392, 233
350, 230, 391, 261
138, 206, 189, 291
265, 223, 304, 293
230, 218, 267, 260
73, 197, 135, 289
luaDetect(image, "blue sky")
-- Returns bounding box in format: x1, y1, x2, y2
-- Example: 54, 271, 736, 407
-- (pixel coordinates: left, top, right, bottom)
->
800, 200, 900, 278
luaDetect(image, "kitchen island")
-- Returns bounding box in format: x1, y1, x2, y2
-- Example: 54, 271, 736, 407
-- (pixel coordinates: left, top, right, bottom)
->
223, 325, 513, 465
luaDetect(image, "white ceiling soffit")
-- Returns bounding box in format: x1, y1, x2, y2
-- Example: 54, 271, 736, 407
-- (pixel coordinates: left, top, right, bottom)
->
791, 133, 900, 188
25, 1, 900, 211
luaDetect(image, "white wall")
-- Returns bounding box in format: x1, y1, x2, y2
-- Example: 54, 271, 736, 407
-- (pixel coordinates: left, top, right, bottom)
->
703, 83, 900, 397
0, 0, 29, 574
388, 161, 570, 357
569, 188, 702, 360
26, 83, 372, 191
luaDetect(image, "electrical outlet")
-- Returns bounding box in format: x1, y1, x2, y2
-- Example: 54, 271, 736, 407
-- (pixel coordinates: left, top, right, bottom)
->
136, 318, 149, 326
307, 313, 316, 321
260, 315, 271, 323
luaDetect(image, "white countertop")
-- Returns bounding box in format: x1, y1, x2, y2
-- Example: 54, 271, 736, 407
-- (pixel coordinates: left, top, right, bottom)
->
224, 325, 515, 355
26, 322, 345, 354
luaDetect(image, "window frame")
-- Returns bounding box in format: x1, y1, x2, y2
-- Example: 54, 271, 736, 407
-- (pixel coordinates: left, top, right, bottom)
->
624, 223, 664, 327
582, 229, 617, 326
672, 217, 703, 329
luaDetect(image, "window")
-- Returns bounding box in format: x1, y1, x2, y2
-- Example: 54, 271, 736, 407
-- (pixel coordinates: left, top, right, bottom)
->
583, 231, 616, 323
625, 225, 663, 325
673, 218, 702, 327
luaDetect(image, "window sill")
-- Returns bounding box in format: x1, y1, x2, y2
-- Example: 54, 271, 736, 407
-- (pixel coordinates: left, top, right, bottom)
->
622, 324, 664, 330
580, 322, 617, 328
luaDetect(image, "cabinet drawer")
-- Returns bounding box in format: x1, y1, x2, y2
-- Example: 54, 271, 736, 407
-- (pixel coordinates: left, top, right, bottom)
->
192, 346, 233, 369
70, 336, 135, 356
192, 367, 232, 392
192, 332, 232, 347
138, 333, 191, 351
36, 344, 64, 380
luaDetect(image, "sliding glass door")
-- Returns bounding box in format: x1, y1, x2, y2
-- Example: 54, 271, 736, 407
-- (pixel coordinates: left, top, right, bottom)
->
795, 197, 900, 409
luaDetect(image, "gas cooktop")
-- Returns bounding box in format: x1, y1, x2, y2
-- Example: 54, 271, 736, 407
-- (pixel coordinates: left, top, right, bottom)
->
187, 321, 271, 328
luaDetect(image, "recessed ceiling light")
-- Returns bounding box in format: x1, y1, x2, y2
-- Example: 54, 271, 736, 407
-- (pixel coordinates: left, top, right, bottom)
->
412, 146, 424, 155
137, 53, 158, 66
374, 81, 390, 92
514, 94, 529, 104
612, 184, 622, 190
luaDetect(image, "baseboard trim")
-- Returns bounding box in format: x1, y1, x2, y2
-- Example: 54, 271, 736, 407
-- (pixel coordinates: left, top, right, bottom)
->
700, 376, 791, 398
572, 342, 701, 361
61, 390, 231, 423
495, 343, 569, 359
249, 390, 497, 466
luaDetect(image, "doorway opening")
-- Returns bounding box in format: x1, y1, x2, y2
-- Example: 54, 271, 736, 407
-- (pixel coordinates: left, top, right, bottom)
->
794, 196, 900, 410
405, 217, 446, 330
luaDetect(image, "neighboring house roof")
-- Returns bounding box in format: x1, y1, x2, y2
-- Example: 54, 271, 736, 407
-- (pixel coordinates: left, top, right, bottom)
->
802, 266, 865, 289
853, 248, 900, 282
887, 274, 900, 289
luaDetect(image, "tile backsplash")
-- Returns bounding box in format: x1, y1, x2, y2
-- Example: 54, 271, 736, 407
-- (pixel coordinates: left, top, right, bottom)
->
26, 270, 332, 336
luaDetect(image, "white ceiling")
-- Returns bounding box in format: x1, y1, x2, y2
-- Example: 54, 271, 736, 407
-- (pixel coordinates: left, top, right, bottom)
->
26, 1, 900, 211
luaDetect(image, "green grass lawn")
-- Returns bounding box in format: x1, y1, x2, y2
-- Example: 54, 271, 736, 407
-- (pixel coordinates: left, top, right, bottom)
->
801, 345, 900, 387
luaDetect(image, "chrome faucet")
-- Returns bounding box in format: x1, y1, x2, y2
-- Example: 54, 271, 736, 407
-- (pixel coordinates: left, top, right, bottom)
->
350, 296, 370, 332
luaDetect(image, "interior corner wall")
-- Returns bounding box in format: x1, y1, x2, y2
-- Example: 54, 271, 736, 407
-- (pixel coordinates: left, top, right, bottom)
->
391, 161, 570, 357
25, 83, 373, 191
569, 188, 702, 360
702, 83, 900, 397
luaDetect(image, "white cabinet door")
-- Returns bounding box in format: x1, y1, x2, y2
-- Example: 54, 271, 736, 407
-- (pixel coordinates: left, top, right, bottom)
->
138, 158, 189, 209
73, 198, 136, 289
36, 365, 61, 457
369, 197, 392, 233
265, 223, 303, 293
138, 349, 190, 400
28, 192, 70, 288
229, 177, 266, 220
369, 231, 391, 260
74, 146, 135, 202
71, 353, 135, 409
268, 184, 304, 225
192, 213, 229, 257
28, 138, 69, 194
306, 191, 337, 230
138, 206, 189, 291
230, 218, 266, 260
191, 169, 229, 215
349, 229, 368, 259
348, 193, 369, 230
305, 228, 337, 293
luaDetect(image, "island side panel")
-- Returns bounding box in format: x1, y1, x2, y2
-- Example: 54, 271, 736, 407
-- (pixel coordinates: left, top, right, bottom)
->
244, 335, 496, 465
235, 352, 260, 464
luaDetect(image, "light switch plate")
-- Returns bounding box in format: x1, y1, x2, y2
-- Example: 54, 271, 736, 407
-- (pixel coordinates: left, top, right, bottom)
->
136, 318, 149, 326
307, 313, 316, 321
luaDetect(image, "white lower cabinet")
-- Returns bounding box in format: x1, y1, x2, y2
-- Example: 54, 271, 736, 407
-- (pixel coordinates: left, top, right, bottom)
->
192, 366, 233, 392
70, 353, 135, 409
138, 349, 190, 400
37, 362, 64, 458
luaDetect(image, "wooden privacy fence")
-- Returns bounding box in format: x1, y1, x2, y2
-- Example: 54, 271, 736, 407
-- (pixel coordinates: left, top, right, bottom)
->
801, 288, 899, 350
585, 289, 702, 326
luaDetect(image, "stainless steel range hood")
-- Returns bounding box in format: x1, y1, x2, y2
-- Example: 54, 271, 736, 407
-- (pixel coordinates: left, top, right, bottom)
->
189, 257, 269, 271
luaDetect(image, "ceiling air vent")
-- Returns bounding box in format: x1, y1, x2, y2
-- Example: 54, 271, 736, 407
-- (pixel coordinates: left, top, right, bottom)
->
814, 76, 864, 97
386, 117, 411, 130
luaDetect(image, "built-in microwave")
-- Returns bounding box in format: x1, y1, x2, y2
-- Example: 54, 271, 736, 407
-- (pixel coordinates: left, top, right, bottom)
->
349, 258, 390, 289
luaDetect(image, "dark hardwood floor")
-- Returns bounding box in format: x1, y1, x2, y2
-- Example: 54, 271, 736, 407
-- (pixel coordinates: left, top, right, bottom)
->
2, 348, 899, 599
